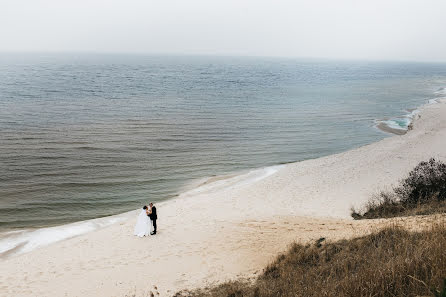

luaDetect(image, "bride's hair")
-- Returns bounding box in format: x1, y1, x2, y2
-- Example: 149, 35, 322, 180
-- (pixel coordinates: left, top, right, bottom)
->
143, 205, 148, 210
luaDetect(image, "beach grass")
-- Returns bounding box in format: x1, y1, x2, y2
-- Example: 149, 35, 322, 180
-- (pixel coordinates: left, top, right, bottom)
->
175, 221, 446, 297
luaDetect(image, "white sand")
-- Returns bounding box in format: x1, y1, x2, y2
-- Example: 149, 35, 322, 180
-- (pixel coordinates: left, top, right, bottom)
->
1, 100, 446, 297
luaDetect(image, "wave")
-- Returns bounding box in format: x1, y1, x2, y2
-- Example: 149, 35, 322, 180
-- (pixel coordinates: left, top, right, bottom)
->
376, 92, 442, 135
376, 109, 419, 135
434, 87, 446, 95
380, 117, 412, 131
179, 165, 285, 198
0, 213, 131, 259
0, 164, 284, 259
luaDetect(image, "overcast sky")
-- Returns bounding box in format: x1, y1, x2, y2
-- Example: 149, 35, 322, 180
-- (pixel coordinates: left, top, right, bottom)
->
1, 0, 446, 61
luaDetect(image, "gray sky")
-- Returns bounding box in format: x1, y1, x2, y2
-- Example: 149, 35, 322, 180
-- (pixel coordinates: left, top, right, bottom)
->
1, 0, 446, 61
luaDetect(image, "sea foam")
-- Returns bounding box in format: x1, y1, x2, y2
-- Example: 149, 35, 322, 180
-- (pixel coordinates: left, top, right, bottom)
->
376, 94, 441, 134
179, 165, 285, 198
0, 213, 131, 258
0, 165, 284, 258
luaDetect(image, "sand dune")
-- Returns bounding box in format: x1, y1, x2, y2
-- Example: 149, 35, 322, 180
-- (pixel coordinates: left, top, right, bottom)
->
1, 100, 445, 297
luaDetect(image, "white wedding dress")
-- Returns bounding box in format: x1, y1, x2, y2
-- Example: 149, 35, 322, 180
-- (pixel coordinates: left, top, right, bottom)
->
134, 208, 150, 237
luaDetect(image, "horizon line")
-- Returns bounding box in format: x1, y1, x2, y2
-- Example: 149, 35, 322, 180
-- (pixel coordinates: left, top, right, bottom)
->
1, 50, 446, 64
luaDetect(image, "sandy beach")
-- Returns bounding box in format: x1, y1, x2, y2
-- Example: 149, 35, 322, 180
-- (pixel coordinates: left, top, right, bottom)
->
1, 99, 446, 297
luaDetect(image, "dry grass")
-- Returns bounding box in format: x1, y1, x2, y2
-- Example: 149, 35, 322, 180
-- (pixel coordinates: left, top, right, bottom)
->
351, 193, 446, 220
176, 221, 446, 297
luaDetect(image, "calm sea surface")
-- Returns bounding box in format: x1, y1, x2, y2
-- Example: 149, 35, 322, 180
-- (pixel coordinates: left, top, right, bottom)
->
1, 53, 446, 230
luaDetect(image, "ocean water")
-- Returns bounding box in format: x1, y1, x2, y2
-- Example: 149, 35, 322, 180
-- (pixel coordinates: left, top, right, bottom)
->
1, 53, 446, 235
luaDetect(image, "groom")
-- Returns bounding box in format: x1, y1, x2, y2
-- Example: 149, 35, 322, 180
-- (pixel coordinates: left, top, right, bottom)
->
149, 202, 157, 235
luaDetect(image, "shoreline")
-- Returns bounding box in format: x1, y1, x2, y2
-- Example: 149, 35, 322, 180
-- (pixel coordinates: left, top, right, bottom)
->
0, 165, 285, 259
0, 97, 442, 259
374, 99, 439, 136
1, 99, 446, 296
376, 122, 407, 135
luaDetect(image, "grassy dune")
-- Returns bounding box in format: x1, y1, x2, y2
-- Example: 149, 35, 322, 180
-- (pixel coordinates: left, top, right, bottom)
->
177, 222, 445, 297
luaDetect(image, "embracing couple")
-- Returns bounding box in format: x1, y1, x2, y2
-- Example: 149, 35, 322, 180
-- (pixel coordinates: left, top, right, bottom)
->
133, 203, 157, 237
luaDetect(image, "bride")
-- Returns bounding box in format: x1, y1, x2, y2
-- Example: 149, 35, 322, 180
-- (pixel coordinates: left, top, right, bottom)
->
134, 206, 150, 237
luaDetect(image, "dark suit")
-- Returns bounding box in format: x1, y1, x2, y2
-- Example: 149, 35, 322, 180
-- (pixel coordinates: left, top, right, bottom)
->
149, 206, 157, 234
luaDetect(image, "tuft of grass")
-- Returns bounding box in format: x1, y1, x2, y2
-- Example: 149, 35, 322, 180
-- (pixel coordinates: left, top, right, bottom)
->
353, 158, 446, 219
176, 222, 446, 297
432, 278, 446, 297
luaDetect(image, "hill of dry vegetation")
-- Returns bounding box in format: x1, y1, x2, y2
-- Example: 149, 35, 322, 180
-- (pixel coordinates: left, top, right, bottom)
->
173, 159, 446, 297
176, 222, 445, 297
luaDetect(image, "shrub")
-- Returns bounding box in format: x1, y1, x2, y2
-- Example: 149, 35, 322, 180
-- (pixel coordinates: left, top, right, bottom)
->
353, 158, 446, 219
395, 158, 446, 204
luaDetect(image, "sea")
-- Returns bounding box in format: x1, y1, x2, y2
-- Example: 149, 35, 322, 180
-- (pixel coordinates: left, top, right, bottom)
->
1, 53, 445, 256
